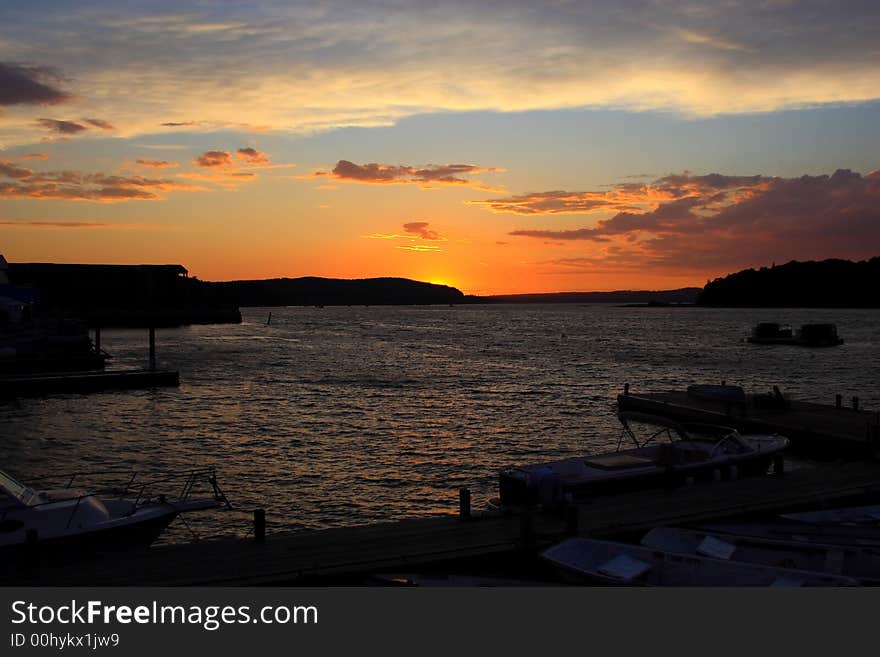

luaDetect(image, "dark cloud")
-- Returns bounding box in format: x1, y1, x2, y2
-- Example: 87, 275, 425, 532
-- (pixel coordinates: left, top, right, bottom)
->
505, 169, 880, 271
193, 150, 232, 167
0, 63, 71, 106
403, 221, 443, 240
0, 163, 199, 202
37, 118, 87, 135
311, 160, 503, 189
236, 147, 269, 164
134, 159, 179, 168
83, 117, 116, 130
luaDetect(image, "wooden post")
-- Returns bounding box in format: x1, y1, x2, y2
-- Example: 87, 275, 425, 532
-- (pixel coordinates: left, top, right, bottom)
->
519, 509, 534, 549
623, 382, 629, 396
458, 488, 471, 521
564, 504, 579, 536
773, 455, 785, 477
94, 327, 101, 353
853, 396, 860, 412
254, 509, 266, 543
836, 394, 842, 409
148, 327, 156, 371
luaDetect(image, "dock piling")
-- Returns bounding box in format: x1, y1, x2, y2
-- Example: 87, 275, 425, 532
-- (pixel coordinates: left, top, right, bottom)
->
623, 382, 629, 396
836, 394, 842, 409
853, 396, 860, 412
253, 509, 266, 543
148, 327, 156, 371
94, 327, 101, 353
458, 488, 471, 521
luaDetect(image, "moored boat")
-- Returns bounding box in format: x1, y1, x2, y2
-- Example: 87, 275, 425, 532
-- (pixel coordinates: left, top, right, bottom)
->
541, 537, 859, 586
641, 527, 880, 584
497, 413, 788, 508
0, 466, 229, 553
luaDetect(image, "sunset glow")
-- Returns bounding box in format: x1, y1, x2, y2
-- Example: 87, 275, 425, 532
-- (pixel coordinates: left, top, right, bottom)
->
2, 2, 880, 294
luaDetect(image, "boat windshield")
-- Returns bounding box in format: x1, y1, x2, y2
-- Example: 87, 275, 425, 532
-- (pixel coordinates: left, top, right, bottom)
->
0, 469, 36, 506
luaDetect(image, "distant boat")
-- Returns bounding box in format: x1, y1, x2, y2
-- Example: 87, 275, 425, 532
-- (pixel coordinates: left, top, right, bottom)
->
495, 412, 788, 508
541, 537, 858, 586
641, 527, 880, 584
0, 467, 228, 553
746, 322, 843, 347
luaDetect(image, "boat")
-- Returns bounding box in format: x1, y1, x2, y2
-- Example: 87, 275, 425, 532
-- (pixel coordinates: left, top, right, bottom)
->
746, 322, 843, 347
0, 466, 229, 553
496, 412, 788, 508
641, 527, 880, 584
796, 323, 844, 347
747, 322, 795, 344
541, 537, 859, 586
696, 521, 880, 548
781, 504, 880, 525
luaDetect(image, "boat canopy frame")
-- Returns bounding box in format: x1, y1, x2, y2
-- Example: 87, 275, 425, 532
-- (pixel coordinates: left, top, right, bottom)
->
616, 412, 746, 452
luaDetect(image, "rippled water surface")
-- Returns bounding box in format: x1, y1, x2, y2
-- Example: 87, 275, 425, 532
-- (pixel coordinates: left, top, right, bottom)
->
2, 305, 878, 542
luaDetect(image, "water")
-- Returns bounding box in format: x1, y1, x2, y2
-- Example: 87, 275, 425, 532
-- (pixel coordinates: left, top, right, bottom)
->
1, 305, 878, 542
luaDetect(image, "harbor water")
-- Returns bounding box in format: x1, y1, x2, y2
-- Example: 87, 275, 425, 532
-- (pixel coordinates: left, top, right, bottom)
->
2, 304, 878, 543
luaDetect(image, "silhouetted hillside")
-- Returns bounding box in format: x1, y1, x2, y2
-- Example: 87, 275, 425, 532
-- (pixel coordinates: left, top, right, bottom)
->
478, 288, 701, 305
698, 258, 880, 307
195, 276, 465, 306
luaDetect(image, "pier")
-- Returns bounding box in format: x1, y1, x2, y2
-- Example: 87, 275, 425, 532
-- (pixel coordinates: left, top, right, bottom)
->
618, 386, 880, 458
7, 459, 880, 586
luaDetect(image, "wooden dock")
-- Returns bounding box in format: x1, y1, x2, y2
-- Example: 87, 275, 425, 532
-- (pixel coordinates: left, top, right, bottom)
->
8, 459, 880, 586
618, 388, 880, 458
0, 368, 179, 397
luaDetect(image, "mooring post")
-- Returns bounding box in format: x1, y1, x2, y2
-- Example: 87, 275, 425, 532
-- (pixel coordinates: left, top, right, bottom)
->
458, 488, 471, 521
94, 327, 101, 353
623, 382, 630, 396
773, 454, 785, 477
564, 504, 579, 536
836, 394, 842, 409
519, 509, 534, 549
148, 327, 156, 371
254, 509, 266, 543
853, 396, 860, 412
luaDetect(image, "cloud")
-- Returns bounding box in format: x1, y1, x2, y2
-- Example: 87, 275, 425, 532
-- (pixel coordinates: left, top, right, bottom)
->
309, 160, 503, 190
134, 159, 179, 168
0, 63, 71, 106
0, 162, 201, 202
83, 117, 116, 130
403, 221, 443, 240
3, 3, 880, 146
396, 244, 442, 252
503, 169, 880, 271
20, 153, 48, 161
37, 118, 88, 135
193, 150, 232, 167
0, 221, 108, 228
236, 147, 269, 164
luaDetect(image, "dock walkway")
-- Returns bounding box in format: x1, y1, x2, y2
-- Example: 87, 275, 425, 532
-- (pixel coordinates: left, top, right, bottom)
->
8, 460, 880, 586
618, 389, 880, 457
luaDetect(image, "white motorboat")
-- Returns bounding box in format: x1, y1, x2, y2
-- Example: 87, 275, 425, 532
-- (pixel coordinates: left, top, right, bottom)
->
541, 537, 858, 586
0, 466, 228, 552
497, 412, 788, 507
642, 527, 880, 584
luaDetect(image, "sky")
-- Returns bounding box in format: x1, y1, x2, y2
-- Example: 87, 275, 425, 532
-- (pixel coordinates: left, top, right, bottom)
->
1, 1, 879, 294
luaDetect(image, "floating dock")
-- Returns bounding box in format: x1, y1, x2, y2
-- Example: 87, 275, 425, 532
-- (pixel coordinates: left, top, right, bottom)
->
618, 387, 880, 458
7, 459, 880, 586
0, 368, 179, 397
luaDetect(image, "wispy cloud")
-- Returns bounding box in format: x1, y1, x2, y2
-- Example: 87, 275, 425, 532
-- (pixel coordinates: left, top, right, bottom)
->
20, 153, 48, 161
193, 150, 233, 167
403, 221, 444, 240
0, 160, 201, 202
396, 244, 442, 252
133, 159, 179, 169
308, 160, 504, 190
37, 118, 88, 135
